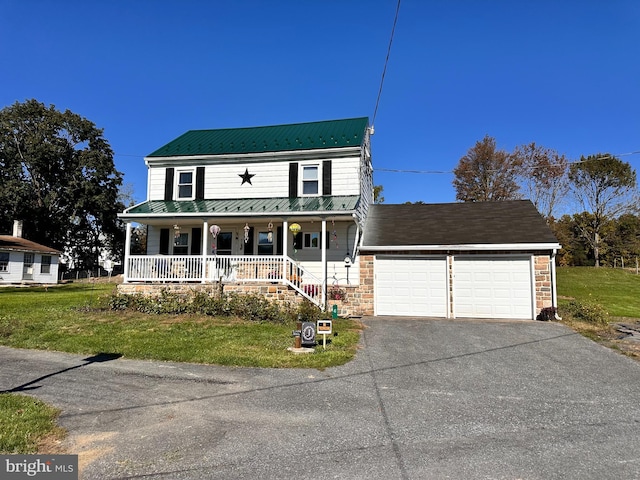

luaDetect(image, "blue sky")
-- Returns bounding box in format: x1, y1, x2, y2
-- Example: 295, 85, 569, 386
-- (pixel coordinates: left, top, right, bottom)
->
1, 0, 639, 205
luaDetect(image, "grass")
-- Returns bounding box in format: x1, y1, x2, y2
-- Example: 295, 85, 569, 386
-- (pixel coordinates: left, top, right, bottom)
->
557, 266, 640, 318
556, 266, 640, 361
0, 282, 362, 369
0, 393, 63, 453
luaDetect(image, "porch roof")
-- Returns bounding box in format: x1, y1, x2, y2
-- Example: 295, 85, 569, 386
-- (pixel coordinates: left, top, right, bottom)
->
121, 195, 361, 219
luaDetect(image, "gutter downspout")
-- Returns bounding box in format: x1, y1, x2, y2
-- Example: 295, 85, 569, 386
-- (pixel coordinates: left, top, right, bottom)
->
551, 249, 562, 320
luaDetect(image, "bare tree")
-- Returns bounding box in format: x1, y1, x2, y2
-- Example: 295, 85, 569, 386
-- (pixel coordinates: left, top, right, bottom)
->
512, 142, 569, 220
453, 135, 522, 202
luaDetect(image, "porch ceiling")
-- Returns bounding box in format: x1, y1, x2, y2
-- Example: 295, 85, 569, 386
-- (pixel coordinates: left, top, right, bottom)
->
121, 195, 360, 220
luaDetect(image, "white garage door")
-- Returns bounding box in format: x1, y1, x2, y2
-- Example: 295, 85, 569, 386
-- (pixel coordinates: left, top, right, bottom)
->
375, 256, 448, 317
453, 257, 533, 319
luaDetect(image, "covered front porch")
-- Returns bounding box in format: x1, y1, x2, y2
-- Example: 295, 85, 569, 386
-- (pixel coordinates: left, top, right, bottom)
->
124, 253, 324, 305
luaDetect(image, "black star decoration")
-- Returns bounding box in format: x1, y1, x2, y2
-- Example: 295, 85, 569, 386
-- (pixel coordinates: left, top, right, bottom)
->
239, 168, 255, 185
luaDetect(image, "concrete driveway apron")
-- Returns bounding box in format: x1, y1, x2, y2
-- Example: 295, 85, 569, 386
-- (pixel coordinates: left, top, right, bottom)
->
1, 318, 640, 479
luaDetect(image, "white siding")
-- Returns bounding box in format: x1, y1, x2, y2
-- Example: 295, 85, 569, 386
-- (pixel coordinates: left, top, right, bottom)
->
146, 155, 363, 201
148, 168, 167, 201
0, 251, 59, 284
147, 226, 162, 254
331, 157, 361, 196
205, 163, 290, 199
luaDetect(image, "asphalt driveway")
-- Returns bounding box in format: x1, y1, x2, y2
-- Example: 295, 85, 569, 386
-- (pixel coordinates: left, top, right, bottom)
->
2, 318, 640, 479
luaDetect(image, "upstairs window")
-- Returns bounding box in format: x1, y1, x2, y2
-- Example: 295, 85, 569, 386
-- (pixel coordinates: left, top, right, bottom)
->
301, 165, 319, 195
177, 170, 194, 199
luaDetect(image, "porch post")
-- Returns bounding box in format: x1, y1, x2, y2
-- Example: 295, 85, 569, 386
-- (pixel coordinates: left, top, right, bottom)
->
321, 219, 327, 308
282, 220, 288, 284
123, 222, 132, 283
202, 220, 208, 284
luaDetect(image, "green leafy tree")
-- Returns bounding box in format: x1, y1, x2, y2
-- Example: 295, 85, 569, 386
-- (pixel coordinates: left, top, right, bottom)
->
512, 142, 569, 220
373, 184, 385, 204
568, 154, 637, 267
453, 135, 522, 202
0, 99, 124, 270
608, 213, 640, 267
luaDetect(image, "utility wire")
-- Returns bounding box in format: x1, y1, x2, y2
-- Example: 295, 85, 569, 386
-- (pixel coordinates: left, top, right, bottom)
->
374, 151, 640, 175
372, 0, 401, 128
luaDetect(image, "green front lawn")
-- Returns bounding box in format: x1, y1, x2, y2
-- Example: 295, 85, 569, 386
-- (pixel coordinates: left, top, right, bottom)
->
557, 266, 640, 318
0, 283, 361, 369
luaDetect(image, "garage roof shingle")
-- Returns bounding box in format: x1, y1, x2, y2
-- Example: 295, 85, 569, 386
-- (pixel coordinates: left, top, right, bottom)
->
360, 200, 559, 248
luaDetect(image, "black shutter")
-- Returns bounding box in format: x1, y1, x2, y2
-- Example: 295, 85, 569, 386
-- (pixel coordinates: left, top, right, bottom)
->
195, 167, 205, 200
159, 228, 170, 255
289, 163, 298, 197
276, 226, 283, 255
164, 168, 174, 201
243, 227, 254, 255
322, 160, 332, 195
191, 228, 202, 255
294, 232, 303, 250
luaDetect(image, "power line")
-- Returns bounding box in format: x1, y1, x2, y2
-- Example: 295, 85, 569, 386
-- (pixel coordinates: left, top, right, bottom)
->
372, 0, 401, 128
374, 150, 640, 175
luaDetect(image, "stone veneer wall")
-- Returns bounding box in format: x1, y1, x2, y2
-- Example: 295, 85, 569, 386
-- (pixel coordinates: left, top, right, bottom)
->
533, 254, 553, 311
117, 252, 554, 319
117, 282, 304, 308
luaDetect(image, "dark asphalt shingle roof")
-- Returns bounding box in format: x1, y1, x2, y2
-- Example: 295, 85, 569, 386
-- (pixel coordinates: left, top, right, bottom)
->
148, 117, 370, 157
0, 236, 61, 254
360, 200, 559, 247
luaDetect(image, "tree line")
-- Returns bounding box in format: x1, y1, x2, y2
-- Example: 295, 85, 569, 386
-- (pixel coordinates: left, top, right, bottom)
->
452, 136, 639, 267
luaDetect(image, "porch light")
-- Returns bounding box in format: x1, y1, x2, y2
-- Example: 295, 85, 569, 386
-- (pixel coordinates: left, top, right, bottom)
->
289, 223, 301, 235
209, 225, 221, 238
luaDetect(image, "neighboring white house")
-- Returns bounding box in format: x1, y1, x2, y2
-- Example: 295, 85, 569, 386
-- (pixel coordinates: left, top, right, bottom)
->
0, 221, 61, 285
118, 117, 561, 319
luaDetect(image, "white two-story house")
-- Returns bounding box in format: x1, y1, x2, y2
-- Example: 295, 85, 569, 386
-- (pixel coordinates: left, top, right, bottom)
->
119, 117, 373, 308
119, 117, 562, 320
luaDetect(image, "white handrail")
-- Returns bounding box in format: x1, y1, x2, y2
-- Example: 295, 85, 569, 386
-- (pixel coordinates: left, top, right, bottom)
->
125, 254, 325, 307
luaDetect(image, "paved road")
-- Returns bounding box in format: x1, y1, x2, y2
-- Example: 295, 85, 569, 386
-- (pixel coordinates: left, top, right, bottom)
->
2, 318, 640, 479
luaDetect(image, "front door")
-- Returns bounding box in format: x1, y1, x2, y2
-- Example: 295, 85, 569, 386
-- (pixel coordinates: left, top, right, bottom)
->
23, 253, 34, 280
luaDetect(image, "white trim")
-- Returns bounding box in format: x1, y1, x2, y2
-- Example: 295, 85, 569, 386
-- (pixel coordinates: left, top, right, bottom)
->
144, 146, 361, 166
175, 168, 196, 200
361, 243, 561, 252
119, 211, 358, 220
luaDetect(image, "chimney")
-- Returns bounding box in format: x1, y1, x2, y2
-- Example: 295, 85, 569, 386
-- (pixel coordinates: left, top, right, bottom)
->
13, 220, 23, 238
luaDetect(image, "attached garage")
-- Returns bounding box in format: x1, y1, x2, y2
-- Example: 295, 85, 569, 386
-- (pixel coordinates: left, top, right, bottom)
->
359, 201, 561, 320
453, 256, 533, 319
375, 256, 448, 316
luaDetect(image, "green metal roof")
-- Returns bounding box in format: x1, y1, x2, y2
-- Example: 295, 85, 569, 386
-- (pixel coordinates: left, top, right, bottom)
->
123, 196, 361, 216
148, 117, 369, 157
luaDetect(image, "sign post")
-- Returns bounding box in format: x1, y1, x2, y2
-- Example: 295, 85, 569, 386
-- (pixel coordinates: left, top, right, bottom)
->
316, 320, 332, 350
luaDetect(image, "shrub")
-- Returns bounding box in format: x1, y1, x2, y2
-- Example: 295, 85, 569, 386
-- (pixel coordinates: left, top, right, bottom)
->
561, 300, 609, 325
105, 290, 314, 324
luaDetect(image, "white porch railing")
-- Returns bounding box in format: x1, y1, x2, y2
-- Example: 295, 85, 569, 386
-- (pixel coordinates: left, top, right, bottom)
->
125, 255, 324, 307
